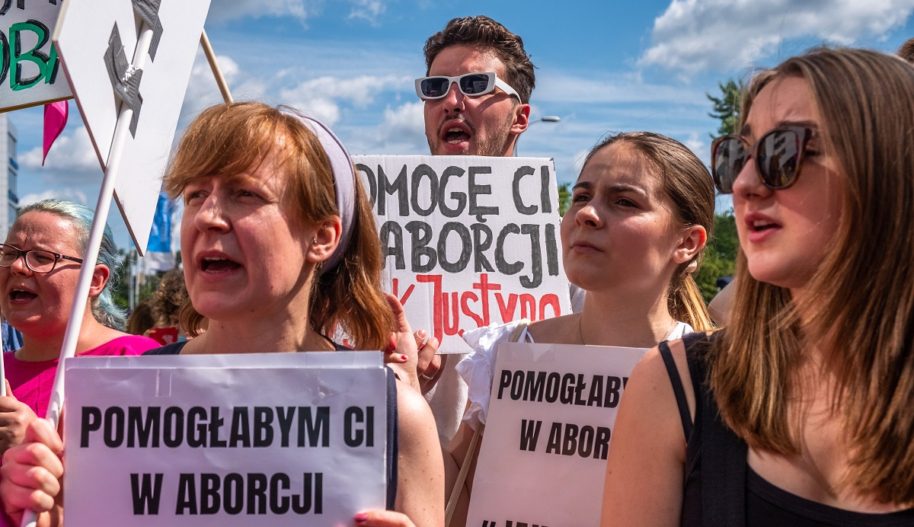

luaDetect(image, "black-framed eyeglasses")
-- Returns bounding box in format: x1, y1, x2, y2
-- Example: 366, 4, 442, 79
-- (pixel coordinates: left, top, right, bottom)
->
0, 243, 84, 274
711, 126, 815, 194
415, 71, 520, 101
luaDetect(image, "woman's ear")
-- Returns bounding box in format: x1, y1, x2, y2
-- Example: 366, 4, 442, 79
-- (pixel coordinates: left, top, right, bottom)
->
89, 264, 111, 298
672, 224, 707, 265
307, 216, 343, 265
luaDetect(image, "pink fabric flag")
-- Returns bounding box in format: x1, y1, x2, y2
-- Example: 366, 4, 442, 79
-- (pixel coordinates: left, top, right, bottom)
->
42, 100, 69, 166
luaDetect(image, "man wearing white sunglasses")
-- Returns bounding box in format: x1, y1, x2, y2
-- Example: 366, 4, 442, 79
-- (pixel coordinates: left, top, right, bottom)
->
419, 15, 534, 157
415, 16, 536, 445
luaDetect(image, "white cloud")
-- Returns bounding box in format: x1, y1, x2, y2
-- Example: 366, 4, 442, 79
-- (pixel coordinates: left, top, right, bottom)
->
280, 74, 408, 108
20, 126, 100, 174
20, 188, 89, 207
682, 131, 708, 164
278, 74, 409, 125
206, 0, 319, 24
381, 101, 424, 137
344, 101, 426, 155
180, 51, 244, 121
348, 0, 386, 24
641, 0, 914, 75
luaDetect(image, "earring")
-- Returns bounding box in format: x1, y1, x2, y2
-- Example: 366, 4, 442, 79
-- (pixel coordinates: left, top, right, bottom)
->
685, 259, 699, 274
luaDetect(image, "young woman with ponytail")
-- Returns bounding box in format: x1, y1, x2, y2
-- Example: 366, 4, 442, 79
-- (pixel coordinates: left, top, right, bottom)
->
444, 131, 715, 525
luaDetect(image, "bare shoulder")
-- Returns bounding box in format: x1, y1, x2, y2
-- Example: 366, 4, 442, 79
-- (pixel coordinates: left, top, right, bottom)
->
634, 336, 698, 423
393, 378, 436, 433
528, 314, 579, 343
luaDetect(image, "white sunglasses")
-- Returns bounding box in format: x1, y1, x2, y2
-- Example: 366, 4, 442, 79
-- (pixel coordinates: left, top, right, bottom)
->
415, 72, 520, 101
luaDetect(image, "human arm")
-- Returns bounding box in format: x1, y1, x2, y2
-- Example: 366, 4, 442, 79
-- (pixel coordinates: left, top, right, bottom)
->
355, 380, 444, 527
601, 340, 693, 527
0, 418, 64, 527
708, 280, 735, 326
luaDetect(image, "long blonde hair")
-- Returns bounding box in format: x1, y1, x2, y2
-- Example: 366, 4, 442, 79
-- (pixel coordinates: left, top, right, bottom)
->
711, 48, 914, 503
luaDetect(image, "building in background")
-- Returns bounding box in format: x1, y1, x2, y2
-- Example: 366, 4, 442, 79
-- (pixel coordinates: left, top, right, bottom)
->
0, 114, 19, 238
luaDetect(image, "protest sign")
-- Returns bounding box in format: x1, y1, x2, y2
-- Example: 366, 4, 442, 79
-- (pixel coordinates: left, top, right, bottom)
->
0, 0, 71, 112
53, 0, 209, 252
466, 342, 647, 527
64, 352, 389, 526
353, 155, 571, 354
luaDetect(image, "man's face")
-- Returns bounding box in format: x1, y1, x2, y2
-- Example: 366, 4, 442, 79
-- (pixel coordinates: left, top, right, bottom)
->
423, 44, 529, 156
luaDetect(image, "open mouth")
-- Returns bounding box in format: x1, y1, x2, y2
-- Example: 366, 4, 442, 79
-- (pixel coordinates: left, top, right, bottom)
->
440, 120, 473, 145
9, 289, 37, 302
444, 128, 471, 143
200, 257, 241, 273
749, 220, 779, 232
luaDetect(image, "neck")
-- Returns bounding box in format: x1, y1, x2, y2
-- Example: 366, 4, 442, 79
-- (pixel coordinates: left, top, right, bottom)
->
185, 311, 333, 355
16, 309, 120, 362
579, 285, 677, 348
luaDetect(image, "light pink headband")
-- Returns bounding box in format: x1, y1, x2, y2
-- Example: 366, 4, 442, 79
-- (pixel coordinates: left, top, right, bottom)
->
278, 106, 356, 273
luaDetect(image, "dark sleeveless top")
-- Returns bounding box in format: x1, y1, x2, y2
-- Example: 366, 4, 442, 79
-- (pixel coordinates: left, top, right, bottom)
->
145, 342, 399, 510
659, 332, 914, 527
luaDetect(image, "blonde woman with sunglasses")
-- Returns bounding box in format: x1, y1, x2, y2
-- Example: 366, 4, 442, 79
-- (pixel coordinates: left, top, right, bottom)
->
602, 47, 914, 526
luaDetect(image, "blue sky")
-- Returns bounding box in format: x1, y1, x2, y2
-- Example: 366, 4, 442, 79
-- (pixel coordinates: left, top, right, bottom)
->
7, 0, 914, 249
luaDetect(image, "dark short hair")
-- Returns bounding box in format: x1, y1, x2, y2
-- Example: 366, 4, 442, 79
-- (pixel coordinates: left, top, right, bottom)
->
424, 15, 536, 103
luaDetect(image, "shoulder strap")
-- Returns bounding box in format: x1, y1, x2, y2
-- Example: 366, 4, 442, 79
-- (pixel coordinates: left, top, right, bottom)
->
507, 320, 530, 343
386, 369, 398, 510
691, 332, 747, 527
658, 340, 693, 440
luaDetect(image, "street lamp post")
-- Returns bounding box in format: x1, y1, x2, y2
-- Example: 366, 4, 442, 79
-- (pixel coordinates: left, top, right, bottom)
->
531, 115, 561, 125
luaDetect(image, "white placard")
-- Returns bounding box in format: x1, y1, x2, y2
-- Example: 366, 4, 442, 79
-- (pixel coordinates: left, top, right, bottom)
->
353, 155, 572, 354
467, 342, 647, 527
53, 0, 209, 252
64, 352, 389, 526
0, 1, 71, 112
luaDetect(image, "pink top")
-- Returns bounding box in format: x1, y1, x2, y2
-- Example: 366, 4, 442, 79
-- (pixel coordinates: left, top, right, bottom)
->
3, 335, 159, 418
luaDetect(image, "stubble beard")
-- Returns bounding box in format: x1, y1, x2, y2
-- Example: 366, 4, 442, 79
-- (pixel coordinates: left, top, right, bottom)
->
428, 110, 517, 157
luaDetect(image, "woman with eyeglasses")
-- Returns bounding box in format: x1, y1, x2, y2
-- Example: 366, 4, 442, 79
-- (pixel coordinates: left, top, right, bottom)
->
601, 47, 914, 525
0, 104, 443, 527
443, 131, 716, 526
0, 200, 159, 457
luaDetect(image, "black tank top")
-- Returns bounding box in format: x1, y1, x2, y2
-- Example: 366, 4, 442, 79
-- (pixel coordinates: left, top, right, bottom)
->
145, 342, 399, 510
659, 332, 914, 527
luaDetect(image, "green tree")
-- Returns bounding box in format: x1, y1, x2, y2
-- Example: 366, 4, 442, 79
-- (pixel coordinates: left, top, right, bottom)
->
707, 79, 744, 137
694, 213, 737, 302
557, 182, 572, 216
693, 78, 745, 302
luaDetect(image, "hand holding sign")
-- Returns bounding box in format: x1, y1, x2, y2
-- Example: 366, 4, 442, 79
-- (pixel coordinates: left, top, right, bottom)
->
0, 418, 64, 526
0, 381, 37, 456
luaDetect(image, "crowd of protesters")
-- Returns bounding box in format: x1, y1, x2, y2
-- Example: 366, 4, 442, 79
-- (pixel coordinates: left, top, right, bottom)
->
0, 15, 911, 527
